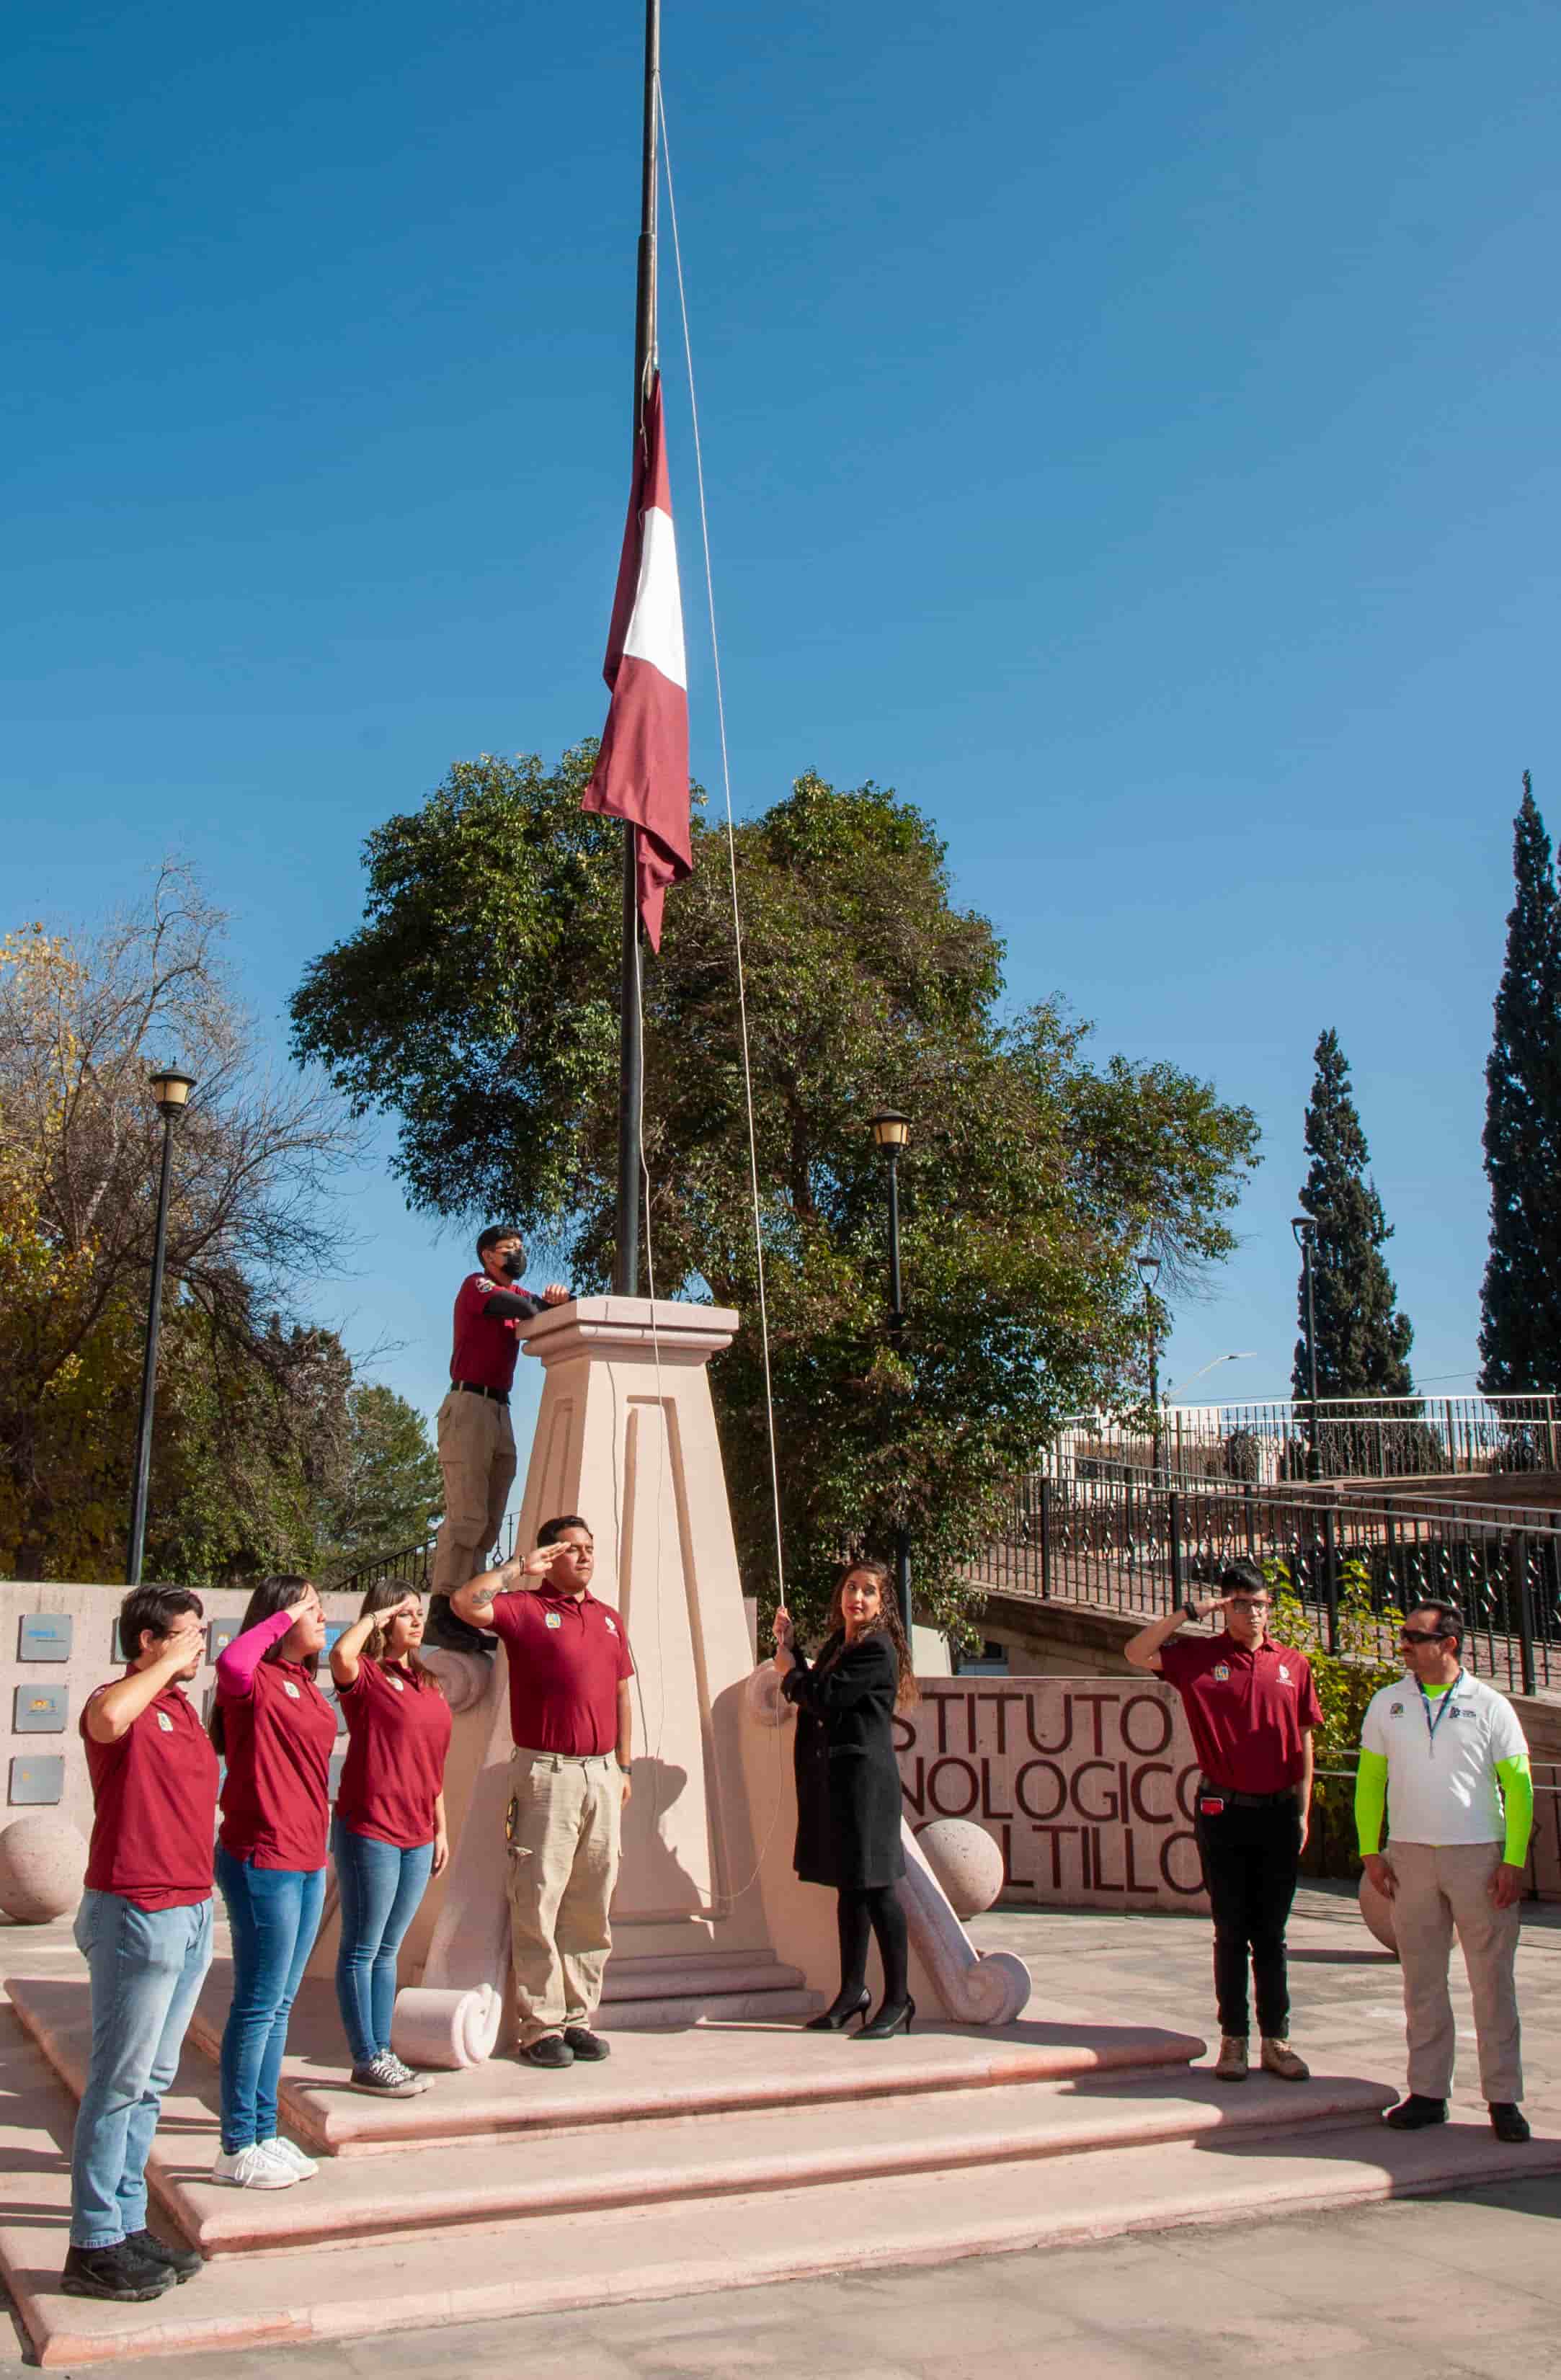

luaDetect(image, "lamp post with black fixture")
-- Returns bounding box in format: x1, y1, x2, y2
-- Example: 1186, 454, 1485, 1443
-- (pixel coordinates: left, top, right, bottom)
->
1292, 1213, 1322, 1483
1136, 1251, 1162, 1479
869, 1111, 912, 1640
125, 1067, 197, 1585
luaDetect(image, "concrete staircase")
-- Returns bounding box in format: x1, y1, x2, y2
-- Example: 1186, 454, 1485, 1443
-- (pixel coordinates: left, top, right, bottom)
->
13, 1960, 1547, 2369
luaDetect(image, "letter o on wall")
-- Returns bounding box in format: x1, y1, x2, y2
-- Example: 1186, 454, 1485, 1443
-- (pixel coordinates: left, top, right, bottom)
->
926, 1757, 980, 1819
1013, 1760, 1067, 1823
1121, 1694, 1173, 1757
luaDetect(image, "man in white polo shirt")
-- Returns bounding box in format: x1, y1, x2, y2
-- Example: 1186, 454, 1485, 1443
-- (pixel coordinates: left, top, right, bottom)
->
1356, 1599, 1534, 2144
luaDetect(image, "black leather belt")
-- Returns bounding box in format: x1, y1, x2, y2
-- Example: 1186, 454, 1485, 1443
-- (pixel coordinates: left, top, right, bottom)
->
453, 1381, 510, 1405
1198, 1778, 1294, 1809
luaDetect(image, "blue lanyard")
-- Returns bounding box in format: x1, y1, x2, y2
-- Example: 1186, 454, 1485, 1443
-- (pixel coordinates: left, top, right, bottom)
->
1419, 1672, 1462, 1752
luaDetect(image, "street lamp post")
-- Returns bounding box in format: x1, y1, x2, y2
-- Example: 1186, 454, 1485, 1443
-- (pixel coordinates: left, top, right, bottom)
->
870, 1111, 912, 1640
1291, 1214, 1322, 1484
1136, 1252, 1162, 1478
126, 1067, 197, 1585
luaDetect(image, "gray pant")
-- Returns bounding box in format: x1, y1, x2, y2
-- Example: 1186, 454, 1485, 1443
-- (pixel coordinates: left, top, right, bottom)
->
1387, 1838, 1522, 2104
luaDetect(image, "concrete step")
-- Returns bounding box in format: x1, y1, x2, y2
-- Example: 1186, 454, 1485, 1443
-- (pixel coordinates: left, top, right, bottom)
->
26, 1967, 1200, 2152
5, 1998, 1557, 2371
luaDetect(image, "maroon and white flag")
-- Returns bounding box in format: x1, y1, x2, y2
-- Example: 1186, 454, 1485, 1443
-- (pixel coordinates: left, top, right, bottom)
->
582, 372, 692, 951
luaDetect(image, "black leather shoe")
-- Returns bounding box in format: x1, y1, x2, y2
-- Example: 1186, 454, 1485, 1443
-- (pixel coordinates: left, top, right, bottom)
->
520, 2034, 574, 2068
1384, 2094, 1448, 2130
61, 2242, 172, 2302
125, 2228, 204, 2283
564, 2027, 610, 2061
1490, 2102, 1531, 2144
855, 1995, 916, 2041
805, 1987, 871, 2033
423, 1593, 495, 1657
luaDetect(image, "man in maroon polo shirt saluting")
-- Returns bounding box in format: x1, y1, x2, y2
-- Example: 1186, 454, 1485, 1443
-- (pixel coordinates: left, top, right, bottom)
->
450, 1515, 635, 2067
426, 1226, 571, 1652
1126, 1559, 1322, 2083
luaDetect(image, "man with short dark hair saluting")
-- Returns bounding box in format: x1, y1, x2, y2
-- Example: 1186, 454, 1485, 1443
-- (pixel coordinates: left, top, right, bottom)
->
1358, 1600, 1534, 2144
450, 1517, 634, 2067
1126, 1559, 1321, 2084
426, 1227, 570, 1652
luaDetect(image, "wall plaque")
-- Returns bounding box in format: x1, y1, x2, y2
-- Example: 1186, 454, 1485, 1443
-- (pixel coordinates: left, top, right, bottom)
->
9, 1755, 66, 1806
17, 1613, 73, 1662
13, 1684, 68, 1734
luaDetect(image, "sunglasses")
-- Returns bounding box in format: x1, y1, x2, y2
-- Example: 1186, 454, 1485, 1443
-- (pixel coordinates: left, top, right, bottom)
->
1399, 1627, 1451, 1645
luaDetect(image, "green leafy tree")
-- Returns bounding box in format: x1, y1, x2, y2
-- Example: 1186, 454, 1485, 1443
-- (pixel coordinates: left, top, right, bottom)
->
1480, 774, 1561, 1393
1291, 1029, 1414, 1405
313, 1383, 443, 1576
292, 752, 1260, 1636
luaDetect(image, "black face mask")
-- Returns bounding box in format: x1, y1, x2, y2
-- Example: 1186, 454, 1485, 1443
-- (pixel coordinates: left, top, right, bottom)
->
501, 1252, 525, 1280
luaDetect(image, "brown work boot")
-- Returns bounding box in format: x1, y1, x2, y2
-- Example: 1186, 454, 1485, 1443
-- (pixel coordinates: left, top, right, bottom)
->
1260, 2036, 1310, 2081
1212, 2035, 1249, 2081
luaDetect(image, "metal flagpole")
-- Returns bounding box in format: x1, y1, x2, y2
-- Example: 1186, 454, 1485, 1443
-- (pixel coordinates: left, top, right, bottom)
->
613, 0, 660, 1298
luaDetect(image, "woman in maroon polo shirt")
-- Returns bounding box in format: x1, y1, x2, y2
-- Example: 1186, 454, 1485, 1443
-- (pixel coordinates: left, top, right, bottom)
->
330, 1579, 453, 2095
210, 1574, 335, 2190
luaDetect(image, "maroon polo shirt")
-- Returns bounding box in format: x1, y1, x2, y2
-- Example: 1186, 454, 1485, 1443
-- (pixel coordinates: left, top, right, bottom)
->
449, 1273, 543, 1394
335, 1658, 453, 1850
489, 1584, 634, 1755
81, 1671, 219, 1911
1157, 1631, 1322, 1795
218, 1657, 337, 1870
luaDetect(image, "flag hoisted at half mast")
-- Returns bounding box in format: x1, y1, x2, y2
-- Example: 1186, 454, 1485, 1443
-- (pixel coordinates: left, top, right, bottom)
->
582, 370, 692, 952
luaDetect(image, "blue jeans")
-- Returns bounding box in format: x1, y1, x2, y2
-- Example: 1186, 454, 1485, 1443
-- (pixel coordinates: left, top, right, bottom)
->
332, 1819, 435, 2064
214, 1846, 326, 2154
70, 1891, 213, 2248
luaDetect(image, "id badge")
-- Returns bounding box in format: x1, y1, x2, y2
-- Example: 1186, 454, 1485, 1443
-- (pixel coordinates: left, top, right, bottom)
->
1197, 1795, 1226, 1818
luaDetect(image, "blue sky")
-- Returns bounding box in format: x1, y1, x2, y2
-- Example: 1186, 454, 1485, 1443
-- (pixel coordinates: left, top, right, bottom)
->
5, 0, 1558, 1461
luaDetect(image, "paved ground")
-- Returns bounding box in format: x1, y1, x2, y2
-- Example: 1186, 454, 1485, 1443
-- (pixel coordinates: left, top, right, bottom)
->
6, 1884, 1561, 2378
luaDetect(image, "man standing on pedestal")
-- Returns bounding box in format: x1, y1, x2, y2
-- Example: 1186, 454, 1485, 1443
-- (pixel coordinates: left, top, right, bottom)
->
425, 1229, 569, 1653
1125, 1559, 1321, 2084
450, 1516, 634, 2068
1357, 1600, 1533, 2144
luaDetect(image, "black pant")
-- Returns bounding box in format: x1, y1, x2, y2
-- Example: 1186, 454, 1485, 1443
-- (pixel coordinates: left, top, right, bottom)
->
1193, 1797, 1302, 2038
837, 1884, 909, 2005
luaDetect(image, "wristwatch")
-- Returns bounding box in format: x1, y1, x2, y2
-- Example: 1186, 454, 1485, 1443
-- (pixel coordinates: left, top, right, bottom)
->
616, 1760, 633, 1775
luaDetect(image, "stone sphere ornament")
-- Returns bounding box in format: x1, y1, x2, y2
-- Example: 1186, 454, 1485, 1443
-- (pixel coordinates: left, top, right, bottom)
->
0, 1814, 89, 1924
1358, 1866, 1398, 1956
917, 1818, 1005, 1918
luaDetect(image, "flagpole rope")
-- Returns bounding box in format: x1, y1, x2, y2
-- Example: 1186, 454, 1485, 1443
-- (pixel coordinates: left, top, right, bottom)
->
657, 82, 787, 1619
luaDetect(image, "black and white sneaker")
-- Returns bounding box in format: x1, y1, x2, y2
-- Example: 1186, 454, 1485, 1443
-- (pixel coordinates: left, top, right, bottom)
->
349, 2051, 422, 2097
383, 2051, 432, 2094
61, 2241, 173, 2302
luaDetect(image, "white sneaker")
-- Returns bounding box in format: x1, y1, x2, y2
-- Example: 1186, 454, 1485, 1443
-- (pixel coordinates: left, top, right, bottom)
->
211, 2144, 297, 2190
258, 2136, 319, 2179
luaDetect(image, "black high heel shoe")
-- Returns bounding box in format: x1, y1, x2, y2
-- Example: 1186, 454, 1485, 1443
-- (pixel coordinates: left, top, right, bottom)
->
804, 1986, 871, 2033
855, 1995, 915, 2041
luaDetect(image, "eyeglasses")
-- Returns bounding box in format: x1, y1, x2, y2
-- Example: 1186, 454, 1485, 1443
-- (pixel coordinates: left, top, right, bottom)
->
1399, 1628, 1451, 1645
1228, 1599, 1270, 1613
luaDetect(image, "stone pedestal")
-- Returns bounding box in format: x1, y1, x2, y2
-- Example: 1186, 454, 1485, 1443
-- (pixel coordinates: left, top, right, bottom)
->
396, 1298, 812, 2054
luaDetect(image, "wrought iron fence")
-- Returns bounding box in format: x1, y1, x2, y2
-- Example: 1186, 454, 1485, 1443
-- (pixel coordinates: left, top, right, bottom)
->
1053, 1394, 1561, 1486
974, 1467, 1561, 1698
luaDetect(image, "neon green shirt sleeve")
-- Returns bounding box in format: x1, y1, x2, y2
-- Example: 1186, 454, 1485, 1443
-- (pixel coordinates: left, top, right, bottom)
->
1496, 1753, 1533, 1867
1355, 1748, 1389, 1855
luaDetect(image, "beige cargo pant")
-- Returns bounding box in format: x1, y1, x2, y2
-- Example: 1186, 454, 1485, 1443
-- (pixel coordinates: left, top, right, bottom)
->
504, 1748, 622, 2046
1389, 1839, 1523, 2104
431, 1389, 515, 1596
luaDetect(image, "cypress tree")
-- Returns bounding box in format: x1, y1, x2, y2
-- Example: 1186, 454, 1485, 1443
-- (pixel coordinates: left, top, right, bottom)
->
1479, 774, 1561, 1391
1292, 1029, 1415, 1401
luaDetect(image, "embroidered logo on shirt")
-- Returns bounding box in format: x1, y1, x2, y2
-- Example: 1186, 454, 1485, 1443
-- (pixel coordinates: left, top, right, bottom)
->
156, 1710, 174, 1733
1213, 1664, 1231, 1683
605, 1617, 618, 1635
1278, 1664, 1292, 1683
1390, 1701, 1404, 1715
283, 1681, 301, 1700
388, 1675, 405, 1692
545, 1612, 562, 1630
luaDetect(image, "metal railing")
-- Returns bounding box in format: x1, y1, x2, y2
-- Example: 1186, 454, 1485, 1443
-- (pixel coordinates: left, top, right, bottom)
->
972, 1466, 1561, 1697
1052, 1394, 1561, 1486
327, 1508, 522, 1598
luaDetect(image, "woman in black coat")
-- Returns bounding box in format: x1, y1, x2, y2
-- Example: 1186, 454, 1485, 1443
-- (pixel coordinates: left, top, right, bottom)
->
773, 1559, 919, 2040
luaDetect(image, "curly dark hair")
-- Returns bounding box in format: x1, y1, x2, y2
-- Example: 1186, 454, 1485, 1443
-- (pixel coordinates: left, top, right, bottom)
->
822, 1558, 920, 1710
